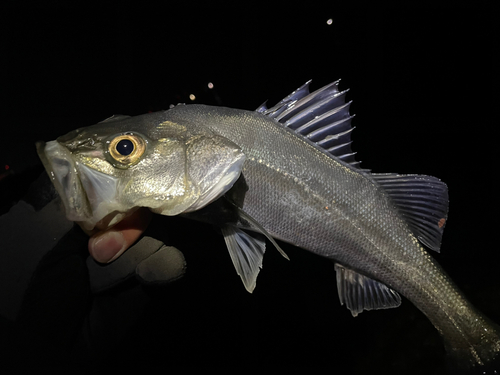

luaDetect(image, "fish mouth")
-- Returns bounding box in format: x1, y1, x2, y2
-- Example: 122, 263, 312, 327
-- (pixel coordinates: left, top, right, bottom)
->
37, 140, 130, 231
36, 140, 92, 223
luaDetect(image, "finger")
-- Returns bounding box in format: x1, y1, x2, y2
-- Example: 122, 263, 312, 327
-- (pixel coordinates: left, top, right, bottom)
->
88, 208, 152, 263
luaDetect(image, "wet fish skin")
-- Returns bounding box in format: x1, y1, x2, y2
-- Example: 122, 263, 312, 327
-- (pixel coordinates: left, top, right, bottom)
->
160, 103, 500, 371
37, 83, 500, 372
37, 112, 246, 231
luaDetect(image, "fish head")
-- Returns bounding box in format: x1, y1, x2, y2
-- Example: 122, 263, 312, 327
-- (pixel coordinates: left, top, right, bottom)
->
36, 113, 246, 231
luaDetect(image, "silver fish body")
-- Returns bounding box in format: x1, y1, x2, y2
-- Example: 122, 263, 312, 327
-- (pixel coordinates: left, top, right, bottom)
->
163, 104, 500, 368
37, 82, 500, 371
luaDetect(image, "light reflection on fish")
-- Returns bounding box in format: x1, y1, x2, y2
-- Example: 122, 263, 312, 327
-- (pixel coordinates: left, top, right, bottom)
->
37, 80, 499, 372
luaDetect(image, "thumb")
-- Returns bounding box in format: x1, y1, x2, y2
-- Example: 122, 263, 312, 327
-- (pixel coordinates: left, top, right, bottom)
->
88, 208, 152, 263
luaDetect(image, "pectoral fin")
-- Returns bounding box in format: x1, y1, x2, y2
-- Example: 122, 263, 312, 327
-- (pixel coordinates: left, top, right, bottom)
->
221, 224, 266, 293
220, 201, 289, 293
334, 263, 401, 317
235, 207, 289, 261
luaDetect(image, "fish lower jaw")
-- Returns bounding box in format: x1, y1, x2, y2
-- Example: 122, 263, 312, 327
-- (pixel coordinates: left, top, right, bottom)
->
77, 207, 140, 232
136, 194, 200, 216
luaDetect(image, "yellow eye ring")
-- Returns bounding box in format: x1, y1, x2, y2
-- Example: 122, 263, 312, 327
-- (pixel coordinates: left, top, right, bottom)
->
108, 134, 146, 166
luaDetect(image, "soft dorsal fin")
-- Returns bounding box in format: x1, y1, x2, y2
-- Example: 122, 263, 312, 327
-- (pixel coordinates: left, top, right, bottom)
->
334, 263, 401, 317
372, 173, 449, 252
257, 80, 364, 170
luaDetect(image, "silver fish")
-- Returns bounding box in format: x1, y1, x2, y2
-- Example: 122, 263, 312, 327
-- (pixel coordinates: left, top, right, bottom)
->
37, 80, 499, 372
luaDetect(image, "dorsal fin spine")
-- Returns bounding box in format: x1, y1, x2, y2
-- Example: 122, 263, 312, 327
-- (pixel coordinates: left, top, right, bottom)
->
284, 89, 350, 129
326, 141, 353, 153
294, 101, 352, 134
276, 81, 341, 122
307, 116, 355, 142
257, 80, 363, 168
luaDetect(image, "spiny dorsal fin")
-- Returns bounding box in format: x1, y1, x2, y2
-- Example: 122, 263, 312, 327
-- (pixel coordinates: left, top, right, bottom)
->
372, 173, 449, 252
334, 263, 401, 317
257, 80, 364, 170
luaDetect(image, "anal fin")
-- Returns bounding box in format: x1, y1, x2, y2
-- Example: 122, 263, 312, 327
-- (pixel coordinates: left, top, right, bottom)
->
334, 263, 401, 317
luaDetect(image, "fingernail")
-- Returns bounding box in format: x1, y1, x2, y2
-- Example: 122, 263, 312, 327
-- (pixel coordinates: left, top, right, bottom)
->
89, 231, 126, 263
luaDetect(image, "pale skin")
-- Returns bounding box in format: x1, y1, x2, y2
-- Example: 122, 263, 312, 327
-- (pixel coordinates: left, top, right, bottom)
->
88, 207, 152, 263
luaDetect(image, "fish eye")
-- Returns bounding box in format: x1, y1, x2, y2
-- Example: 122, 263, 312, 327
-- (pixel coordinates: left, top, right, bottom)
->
108, 134, 146, 166
116, 139, 134, 156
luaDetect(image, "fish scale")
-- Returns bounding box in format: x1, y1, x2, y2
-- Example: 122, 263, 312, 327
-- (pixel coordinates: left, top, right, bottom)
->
37, 81, 500, 372
161, 103, 500, 370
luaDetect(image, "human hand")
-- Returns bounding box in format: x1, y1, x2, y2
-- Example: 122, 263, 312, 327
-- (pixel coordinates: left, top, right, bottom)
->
86, 207, 186, 292
88, 207, 152, 263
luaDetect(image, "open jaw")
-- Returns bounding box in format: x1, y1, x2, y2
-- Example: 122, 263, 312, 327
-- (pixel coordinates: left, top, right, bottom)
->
36, 137, 246, 231
36, 140, 129, 231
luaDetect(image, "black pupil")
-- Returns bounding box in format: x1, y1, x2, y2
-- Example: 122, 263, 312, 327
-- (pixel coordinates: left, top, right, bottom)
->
116, 139, 134, 156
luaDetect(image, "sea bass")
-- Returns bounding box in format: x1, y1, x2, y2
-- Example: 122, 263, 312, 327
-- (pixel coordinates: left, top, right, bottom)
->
37, 80, 499, 372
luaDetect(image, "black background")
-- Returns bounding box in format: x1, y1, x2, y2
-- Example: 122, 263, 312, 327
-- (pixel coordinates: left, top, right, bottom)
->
0, 7, 498, 374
